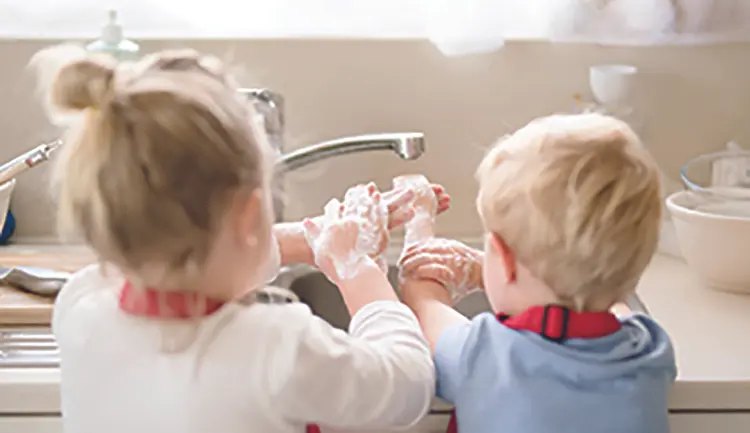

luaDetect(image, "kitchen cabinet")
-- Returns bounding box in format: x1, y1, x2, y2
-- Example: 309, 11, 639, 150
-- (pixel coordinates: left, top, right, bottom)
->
410, 414, 750, 433
670, 413, 750, 433
0, 413, 748, 432
409, 415, 451, 433
0, 417, 62, 433
407, 413, 750, 433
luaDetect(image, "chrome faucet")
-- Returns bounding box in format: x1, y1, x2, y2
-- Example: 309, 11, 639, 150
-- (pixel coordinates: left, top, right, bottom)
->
238, 88, 426, 170
239, 88, 427, 220
276, 132, 425, 172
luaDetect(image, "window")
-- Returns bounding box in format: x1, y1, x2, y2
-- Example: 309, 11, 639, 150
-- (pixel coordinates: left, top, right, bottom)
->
2, 0, 749, 45
0, 0, 550, 39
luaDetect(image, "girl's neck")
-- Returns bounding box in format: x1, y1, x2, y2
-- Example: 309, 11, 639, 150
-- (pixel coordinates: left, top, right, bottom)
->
123, 270, 242, 303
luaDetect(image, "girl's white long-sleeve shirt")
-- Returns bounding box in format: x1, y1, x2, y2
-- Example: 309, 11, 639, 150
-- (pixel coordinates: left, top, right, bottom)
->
52, 263, 435, 433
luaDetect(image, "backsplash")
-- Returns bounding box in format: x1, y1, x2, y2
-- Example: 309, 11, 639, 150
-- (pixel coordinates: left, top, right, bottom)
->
1, 39, 749, 241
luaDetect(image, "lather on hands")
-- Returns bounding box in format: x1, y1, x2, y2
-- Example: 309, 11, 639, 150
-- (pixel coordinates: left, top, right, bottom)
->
383, 183, 450, 231
307, 182, 451, 257
303, 183, 390, 282
399, 238, 485, 302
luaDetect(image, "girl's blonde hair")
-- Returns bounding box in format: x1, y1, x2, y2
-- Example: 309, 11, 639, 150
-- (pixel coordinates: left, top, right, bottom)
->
476, 113, 662, 310
31, 45, 272, 286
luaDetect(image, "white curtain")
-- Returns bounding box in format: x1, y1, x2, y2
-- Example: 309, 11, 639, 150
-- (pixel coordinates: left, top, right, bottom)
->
547, 0, 750, 45
1, 0, 749, 48
428, 0, 750, 51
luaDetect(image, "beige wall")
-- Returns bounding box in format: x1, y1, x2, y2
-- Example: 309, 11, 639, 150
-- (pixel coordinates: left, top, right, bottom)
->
2, 39, 749, 241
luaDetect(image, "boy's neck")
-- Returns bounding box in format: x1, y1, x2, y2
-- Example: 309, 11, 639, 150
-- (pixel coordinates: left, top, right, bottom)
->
503, 277, 618, 315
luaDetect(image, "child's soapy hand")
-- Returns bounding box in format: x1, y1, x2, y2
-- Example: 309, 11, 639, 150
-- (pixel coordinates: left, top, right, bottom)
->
307, 183, 449, 236
383, 183, 451, 229
303, 183, 389, 281
397, 175, 439, 218
398, 238, 484, 301
393, 175, 441, 245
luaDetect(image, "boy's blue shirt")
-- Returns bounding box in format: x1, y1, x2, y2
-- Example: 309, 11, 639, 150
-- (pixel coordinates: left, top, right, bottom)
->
435, 310, 676, 433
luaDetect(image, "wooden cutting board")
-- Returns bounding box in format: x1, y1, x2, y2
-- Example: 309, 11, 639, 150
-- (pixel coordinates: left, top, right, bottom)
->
0, 245, 95, 326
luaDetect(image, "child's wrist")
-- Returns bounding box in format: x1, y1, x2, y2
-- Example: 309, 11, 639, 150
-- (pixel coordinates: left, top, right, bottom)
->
273, 222, 315, 266
410, 211, 435, 225
331, 255, 382, 283
404, 212, 435, 245
399, 277, 454, 307
372, 255, 388, 274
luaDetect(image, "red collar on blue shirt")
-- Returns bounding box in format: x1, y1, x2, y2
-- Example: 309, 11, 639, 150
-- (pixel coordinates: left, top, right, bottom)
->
445, 305, 623, 433
497, 304, 622, 342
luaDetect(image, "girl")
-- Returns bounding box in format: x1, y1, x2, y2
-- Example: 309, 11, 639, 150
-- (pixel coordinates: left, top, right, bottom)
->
32, 45, 449, 433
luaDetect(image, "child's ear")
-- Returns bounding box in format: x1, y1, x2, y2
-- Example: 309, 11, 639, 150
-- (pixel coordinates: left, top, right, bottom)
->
490, 233, 516, 283
233, 187, 265, 247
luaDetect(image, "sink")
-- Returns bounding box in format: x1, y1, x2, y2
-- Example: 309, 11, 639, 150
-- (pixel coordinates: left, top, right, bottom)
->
0, 327, 59, 368
0, 265, 649, 369
273, 265, 650, 330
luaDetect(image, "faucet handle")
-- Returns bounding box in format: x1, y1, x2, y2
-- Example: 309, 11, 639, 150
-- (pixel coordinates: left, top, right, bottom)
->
237, 88, 285, 137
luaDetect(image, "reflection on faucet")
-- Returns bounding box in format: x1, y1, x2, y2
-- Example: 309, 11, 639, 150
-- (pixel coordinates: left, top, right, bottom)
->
275, 132, 426, 173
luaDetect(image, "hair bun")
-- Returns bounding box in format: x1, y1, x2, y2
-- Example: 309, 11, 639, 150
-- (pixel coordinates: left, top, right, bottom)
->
53, 57, 116, 111
30, 44, 117, 113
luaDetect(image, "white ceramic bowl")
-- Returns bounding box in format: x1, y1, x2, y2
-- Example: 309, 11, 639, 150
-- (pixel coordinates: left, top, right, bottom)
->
666, 190, 750, 293
0, 179, 16, 231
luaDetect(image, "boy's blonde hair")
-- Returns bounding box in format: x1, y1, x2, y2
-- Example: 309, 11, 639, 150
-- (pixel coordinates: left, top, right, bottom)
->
31, 45, 272, 286
476, 114, 661, 310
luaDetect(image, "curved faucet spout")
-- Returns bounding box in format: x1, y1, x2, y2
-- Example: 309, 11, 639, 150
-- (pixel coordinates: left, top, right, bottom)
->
275, 132, 425, 172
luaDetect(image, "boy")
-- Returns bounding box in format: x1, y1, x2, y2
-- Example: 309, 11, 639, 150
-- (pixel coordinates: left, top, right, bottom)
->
399, 113, 676, 433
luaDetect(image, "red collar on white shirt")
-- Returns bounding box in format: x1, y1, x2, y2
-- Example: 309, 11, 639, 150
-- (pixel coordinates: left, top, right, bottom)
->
118, 282, 323, 433
118, 282, 225, 318
445, 305, 622, 433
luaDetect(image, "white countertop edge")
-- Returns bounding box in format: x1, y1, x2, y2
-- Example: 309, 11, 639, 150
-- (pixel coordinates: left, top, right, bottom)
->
0, 368, 60, 413
2, 368, 747, 412
431, 382, 750, 411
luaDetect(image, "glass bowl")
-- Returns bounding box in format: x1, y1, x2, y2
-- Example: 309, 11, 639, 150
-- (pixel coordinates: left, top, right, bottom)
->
680, 150, 750, 201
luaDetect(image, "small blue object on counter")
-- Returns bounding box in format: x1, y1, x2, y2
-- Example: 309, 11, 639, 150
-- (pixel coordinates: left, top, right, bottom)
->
0, 210, 16, 245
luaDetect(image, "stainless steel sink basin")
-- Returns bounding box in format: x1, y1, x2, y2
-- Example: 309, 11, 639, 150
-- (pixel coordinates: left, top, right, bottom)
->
0, 327, 59, 368
273, 265, 650, 330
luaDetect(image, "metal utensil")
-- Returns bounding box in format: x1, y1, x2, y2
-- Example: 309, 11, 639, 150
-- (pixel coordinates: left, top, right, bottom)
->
0, 266, 70, 298
0, 139, 63, 185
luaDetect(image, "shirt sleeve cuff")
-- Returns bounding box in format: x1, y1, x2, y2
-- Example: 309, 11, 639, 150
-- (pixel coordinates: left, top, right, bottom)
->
349, 300, 421, 336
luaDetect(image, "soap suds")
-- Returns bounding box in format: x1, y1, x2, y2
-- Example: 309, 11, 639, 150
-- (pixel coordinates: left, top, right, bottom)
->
394, 175, 437, 246
398, 238, 480, 301
394, 174, 478, 301
305, 184, 389, 280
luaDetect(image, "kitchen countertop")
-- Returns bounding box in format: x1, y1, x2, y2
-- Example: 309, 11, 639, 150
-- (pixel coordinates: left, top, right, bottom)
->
637, 253, 750, 411
0, 244, 749, 412
0, 244, 94, 325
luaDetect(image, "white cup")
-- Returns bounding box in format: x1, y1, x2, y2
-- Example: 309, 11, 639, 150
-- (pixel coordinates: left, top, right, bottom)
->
589, 64, 638, 106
